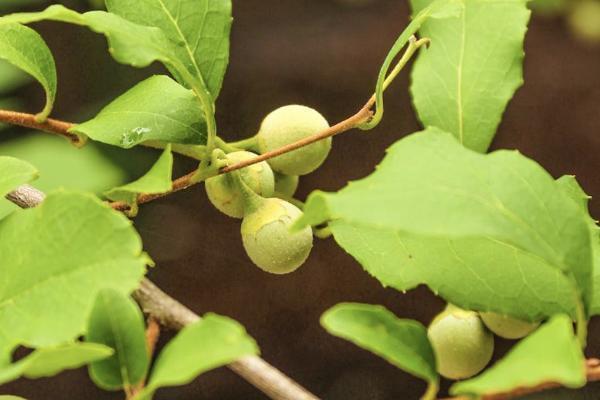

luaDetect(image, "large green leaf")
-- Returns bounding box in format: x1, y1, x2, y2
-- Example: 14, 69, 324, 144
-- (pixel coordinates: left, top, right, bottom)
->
0, 396, 26, 400
410, 0, 530, 152
0, 23, 56, 120
329, 222, 576, 321
0, 156, 37, 198
0, 191, 147, 364
0, 342, 113, 385
86, 289, 149, 391
451, 314, 585, 396
0, 5, 177, 70
321, 303, 437, 385
104, 145, 173, 213
105, 0, 233, 99
73, 76, 207, 148
139, 314, 258, 399
299, 128, 592, 319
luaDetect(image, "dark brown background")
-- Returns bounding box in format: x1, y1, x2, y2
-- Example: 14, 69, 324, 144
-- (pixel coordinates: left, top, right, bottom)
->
3, 0, 600, 399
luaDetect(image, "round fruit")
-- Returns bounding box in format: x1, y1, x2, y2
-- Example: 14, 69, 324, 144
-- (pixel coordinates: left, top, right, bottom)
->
480, 312, 540, 340
205, 151, 274, 218
428, 306, 494, 380
274, 172, 300, 197
241, 197, 313, 274
569, 0, 600, 43
257, 105, 331, 176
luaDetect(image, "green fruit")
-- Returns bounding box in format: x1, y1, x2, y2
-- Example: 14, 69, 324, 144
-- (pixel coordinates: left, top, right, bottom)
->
241, 198, 313, 274
569, 0, 600, 42
257, 105, 331, 176
428, 306, 494, 380
480, 312, 540, 340
205, 151, 274, 218
274, 172, 299, 197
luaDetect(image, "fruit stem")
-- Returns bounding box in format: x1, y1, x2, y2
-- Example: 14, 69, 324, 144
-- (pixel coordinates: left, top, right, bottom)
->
215, 137, 240, 153
228, 136, 259, 151
420, 381, 438, 400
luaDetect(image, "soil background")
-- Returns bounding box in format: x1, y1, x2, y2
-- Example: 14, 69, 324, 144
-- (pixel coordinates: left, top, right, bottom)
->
4, 0, 600, 399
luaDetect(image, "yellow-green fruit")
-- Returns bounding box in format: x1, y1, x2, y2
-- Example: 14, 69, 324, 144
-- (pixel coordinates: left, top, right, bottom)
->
205, 151, 274, 218
257, 105, 331, 176
274, 172, 299, 197
428, 306, 494, 380
480, 312, 540, 340
569, 0, 600, 43
241, 198, 313, 274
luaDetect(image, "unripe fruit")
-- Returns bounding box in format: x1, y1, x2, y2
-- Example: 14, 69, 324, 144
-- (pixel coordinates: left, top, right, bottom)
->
205, 151, 274, 218
241, 198, 313, 274
274, 172, 299, 198
479, 312, 540, 340
257, 105, 331, 176
428, 306, 494, 380
568, 0, 600, 43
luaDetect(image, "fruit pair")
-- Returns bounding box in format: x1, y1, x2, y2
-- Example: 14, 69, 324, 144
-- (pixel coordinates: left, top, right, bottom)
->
205, 105, 331, 274
427, 305, 539, 380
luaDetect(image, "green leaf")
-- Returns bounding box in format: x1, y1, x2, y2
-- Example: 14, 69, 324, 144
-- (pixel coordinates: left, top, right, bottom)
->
0, 396, 27, 400
104, 145, 173, 213
0, 23, 56, 121
0, 191, 147, 364
86, 289, 149, 391
105, 0, 233, 99
329, 221, 577, 321
321, 303, 437, 385
0, 342, 113, 385
410, 0, 531, 152
72, 76, 207, 148
139, 314, 258, 399
0, 5, 177, 69
451, 314, 585, 396
0, 156, 37, 198
299, 128, 592, 320
556, 175, 600, 317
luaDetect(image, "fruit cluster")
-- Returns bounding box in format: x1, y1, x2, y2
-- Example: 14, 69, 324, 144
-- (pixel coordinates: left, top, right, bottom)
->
205, 105, 332, 274
428, 305, 540, 380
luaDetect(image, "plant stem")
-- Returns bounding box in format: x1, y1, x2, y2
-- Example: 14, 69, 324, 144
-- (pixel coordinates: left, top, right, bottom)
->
215, 136, 239, 153
421, 382, 438, 400
228, 136, 259, 151
0, 109, 84, 146
0, 35, 426, 213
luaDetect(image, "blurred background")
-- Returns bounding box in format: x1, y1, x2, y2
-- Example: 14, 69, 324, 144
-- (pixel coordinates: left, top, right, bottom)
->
1, 0, 600, 398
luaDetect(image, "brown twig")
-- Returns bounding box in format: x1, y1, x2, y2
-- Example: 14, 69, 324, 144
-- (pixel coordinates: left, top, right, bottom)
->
0, 109, 83, 145
130, 317, 161, 398
6, 184, 320, 400
442, 358, 600, 400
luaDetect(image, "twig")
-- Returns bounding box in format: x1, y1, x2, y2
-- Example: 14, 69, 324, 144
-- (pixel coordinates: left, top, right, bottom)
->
442, 358, 600, 400
130, 317, 161, 398
0, 110, 83, 145
0, 36, 427, 212
5, 184, 320, 400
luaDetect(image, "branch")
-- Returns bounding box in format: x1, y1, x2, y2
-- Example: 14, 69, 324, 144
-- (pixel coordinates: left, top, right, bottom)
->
0, 36, 425, 213
6, 184, 319, 400
0, 110, 83, 146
